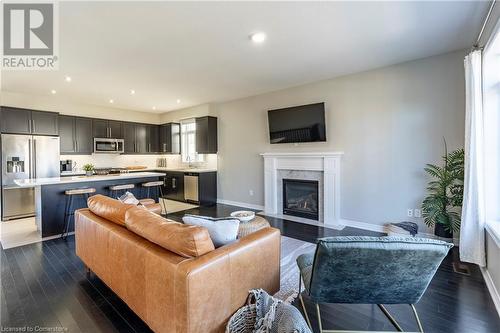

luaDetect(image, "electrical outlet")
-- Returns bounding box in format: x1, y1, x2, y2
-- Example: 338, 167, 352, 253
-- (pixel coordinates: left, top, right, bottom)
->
407, 209, 413, 217
414, 209, 422, 218
249, 190, 254, 196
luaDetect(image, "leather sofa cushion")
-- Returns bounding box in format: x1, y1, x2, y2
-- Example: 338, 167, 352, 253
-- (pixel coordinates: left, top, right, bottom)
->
125, 207, 215, 258
87, 194, 136, 226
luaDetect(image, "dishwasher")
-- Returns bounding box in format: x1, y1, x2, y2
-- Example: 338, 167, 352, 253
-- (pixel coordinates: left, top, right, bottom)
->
184, 173, 199, 203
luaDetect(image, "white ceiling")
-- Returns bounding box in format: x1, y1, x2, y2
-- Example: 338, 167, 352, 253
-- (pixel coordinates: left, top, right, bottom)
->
1, 1, 488, 113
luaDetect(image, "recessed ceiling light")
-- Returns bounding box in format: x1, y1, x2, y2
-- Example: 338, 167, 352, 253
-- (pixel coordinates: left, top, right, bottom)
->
250, 32, 266, 43
152, 106, 156, 110
50, 89, 56, 94
176, 99, 181, 104
109, 99, 114, 104
130, 89, 135, 95
65, 76, 72, 82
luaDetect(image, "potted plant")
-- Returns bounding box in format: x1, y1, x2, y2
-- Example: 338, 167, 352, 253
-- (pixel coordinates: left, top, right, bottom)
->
83, 164, 94, 177
421, 140, 464, 238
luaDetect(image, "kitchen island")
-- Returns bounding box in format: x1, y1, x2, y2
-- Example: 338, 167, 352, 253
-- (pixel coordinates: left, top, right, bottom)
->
14, 172, 166, 238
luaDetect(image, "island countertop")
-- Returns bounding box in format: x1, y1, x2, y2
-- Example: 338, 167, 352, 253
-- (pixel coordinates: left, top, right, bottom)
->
14, 171, 166, 187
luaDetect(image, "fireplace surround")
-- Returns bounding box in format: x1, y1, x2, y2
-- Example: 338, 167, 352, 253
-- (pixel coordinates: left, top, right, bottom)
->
261, 152, 343, 227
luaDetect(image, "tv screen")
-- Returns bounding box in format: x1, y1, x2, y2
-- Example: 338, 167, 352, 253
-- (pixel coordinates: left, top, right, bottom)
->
268, 102, 326, 144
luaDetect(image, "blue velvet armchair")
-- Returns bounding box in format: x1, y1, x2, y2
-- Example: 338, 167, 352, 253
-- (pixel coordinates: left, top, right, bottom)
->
296, 236, 453, 333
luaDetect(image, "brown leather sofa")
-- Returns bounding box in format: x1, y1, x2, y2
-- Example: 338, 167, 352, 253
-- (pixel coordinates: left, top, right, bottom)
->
75, 195, 281, 333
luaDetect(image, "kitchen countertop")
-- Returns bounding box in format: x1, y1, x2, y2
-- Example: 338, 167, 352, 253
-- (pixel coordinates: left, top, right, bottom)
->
15, 172, 166, 187
60, 168, 217, 176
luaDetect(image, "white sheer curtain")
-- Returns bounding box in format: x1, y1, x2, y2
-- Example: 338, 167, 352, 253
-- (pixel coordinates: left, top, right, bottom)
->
460, 50, 486, 267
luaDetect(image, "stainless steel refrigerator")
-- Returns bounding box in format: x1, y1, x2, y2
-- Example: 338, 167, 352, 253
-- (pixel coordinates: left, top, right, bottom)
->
1, 134, 60, 221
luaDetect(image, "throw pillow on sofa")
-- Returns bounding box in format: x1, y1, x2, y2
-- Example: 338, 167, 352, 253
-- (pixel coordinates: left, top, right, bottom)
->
182, 214, 240, 247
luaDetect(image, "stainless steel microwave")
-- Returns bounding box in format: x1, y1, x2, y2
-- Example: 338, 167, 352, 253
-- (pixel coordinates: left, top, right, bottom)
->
94, 138, 124, 154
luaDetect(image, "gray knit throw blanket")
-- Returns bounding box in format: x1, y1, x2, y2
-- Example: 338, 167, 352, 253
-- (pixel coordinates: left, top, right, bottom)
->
251, 289, 312, 333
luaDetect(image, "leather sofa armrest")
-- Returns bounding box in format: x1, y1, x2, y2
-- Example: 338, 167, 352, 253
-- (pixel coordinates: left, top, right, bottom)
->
174, 227, 281, 333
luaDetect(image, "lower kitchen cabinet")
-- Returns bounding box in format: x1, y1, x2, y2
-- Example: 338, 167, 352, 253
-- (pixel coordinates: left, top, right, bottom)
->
163, 171, 216, 206
164, 172, 185, 202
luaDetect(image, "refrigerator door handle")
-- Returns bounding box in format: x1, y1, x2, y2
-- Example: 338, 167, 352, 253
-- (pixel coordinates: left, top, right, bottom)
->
33, 138, 37, 179
28, 138, 32, 178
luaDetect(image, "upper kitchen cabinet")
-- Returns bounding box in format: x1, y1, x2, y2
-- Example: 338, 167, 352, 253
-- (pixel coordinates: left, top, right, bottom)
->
31, 111, 59, 135
123, 122, 136, 153
1, 107, 59, 136
1, 107, 31, 134
59, 115, 92, 154
135, 124, 148, 153
195, 116, 217, 154
159, 122, 180, 154
123, 122, 154, 154
147, 125, 160, 153
92, 119, 123, 139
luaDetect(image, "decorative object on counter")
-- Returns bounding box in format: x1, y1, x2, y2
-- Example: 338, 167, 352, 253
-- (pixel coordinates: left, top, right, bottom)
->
421, 139, 464, 238
61, 187, 96, 239
126, 165, 148, 170
182, 214, 240, 247
93, 168, 111, 175
385, 221, 419, 237
237, 216, 270, 238
82, 164, 94, 176
157, 157, 168, 168
230, 210, 256, 222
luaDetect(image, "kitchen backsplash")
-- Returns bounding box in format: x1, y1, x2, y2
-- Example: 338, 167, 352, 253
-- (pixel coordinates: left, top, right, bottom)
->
60, 154, 218, 171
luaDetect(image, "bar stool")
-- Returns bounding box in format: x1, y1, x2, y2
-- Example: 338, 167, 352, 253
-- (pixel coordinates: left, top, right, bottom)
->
141, 181, 166, 214
109, 183, 135, 199
61, 187, 96, 240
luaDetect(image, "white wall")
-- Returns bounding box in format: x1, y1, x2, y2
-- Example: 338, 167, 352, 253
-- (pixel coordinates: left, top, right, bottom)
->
1, 91, 162, 124
162, 50, 466, 232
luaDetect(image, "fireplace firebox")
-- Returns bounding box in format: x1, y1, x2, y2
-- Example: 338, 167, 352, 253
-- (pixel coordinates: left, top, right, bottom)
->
282, 179, 319, 220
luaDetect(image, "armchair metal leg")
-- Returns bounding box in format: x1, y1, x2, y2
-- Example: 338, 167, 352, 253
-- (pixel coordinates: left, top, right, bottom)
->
377, 305, 403, 332
410, 305, 424, 333
316, 303, 323, 333
298, 275, 312, 329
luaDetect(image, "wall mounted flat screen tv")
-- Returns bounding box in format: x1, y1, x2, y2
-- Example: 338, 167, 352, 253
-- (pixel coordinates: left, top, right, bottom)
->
268, 102, 326, 144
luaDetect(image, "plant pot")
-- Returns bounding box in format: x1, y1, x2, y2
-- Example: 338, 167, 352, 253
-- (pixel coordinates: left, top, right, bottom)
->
434, 223, 453, 238
86, 171, 93, 176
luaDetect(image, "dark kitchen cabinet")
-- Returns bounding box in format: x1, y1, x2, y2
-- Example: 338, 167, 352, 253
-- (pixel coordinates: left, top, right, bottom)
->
147, 125, 159, 153
123, 122, 136, 153
109, 120, 123, 139
1, 107, 58, 135
59, 115, 92, 154
135, 124, 148, 153
195, 116, 217, 154
159, 122, 180, 154
164, 172, 185, 202
31, 111, 59, 136
92, 119, 123, 139
59, 115, 76, 153
198, 172, 217, 206
74, 118, 93, 154
0, 107, 31, 134
123, 122, 151, 154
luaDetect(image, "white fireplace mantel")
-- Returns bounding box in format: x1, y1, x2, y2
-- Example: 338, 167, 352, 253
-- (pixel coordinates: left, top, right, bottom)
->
261, 152, 343, 227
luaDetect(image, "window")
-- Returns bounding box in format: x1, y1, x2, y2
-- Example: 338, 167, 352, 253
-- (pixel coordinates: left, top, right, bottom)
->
483, 22, 500, 222
180, 118, 204, 163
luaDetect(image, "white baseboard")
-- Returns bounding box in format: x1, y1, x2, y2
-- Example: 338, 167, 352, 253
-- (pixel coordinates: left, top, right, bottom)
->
341, 219, 386, 233
481, 267, 500, 318
216, 199, 264, 211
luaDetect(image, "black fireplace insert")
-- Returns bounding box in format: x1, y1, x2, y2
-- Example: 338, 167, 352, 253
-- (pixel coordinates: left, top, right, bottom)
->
282, 178, 319, 220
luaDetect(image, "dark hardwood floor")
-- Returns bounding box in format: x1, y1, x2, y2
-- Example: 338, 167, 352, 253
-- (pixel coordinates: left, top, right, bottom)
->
1, 203, 499, 332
